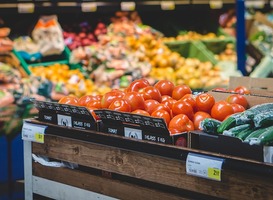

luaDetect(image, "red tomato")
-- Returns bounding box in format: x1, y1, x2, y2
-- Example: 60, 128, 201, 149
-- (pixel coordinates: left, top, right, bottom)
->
154, 80, 175, 96
168, 128, 181, 135
144, 99, 160, 114
211, 100, 234, 121
108, 99, 131, 112
161, 95, 172, 102
172, 100, 194, 120
126, 78, 150, 92
162, 98, 177, 110
78, 95, 99, 106
131, 109, 150, 116
195, 93, 215, 113
168, 114, 194, 132
101, 91, 124, 108
86, 99, 102, 109
140, 86, 162, 102
234, 86, 251, 95
151, 103, 171, 115
181, 94, 197, 112
226, 94, 248, 109
231, 103, 245, 113
151, 110, 171, 126
58, 96, 79, 106
193, 111, 211, 130
175, 137, 187, 147
123, 91, 145, 111
172, 84, 192, 100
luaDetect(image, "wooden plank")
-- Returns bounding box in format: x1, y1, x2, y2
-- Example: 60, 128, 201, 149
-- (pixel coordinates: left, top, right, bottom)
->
33, 162, 188, 200
32, 135, 273, 199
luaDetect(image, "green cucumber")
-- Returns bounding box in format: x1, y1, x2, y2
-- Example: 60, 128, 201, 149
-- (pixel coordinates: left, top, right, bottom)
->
200, 118, 221, 134
249, 126, 273, 145
243, 127, 268, 144
236, 127, 254, 141
253, 111, 273, 128
222, 124, 251, 137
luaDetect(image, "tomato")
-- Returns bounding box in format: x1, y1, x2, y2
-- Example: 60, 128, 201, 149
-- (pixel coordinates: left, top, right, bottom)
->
162, 98, 177, 110
234, 86, 251, 95
226, 94, 248, 109
172, 100, 194, 120
168, 114, 194, 132
101, 91, 124, 108
151, 110, 171, 126
78, 95, 99, 106
168, 128, 181, 135
211, 100, 234, 121
151, 103, 171, 115
181, 94, 197, 112
195, 93, 215, 113
126, 78, 150, 92
193, 111, 211, 130
144, 99, 160, 114
172, 84, 192, 100
131, 109, 150, 116
175, 137, 187, 147
154, 80, 175, 96
123, 91, 145, 111
58, 96, 79, 106
231, 103, 245, 113
108, 99, 131, 112
87, 106, 100, 121
140, 86, 162, 102
161, 95, 172, 102
86, 99, 102, 109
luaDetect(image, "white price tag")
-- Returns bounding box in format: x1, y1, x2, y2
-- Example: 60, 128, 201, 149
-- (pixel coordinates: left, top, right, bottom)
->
22, 122, 47, 143
161, 1, 175, 10
81, 2, 97, 12
186, 153, 224, 181
124, 127, 142, 140
245, 0, 265, 9
121, 2, 136, 11
57, 114, 72, 127
264, 146, 273, 164
18, 3, 35, 13
209, 0, 223, 9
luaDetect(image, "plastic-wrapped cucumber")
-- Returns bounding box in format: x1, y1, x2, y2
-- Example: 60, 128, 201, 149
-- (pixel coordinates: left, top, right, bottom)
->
253, 111, 273, 128
223, 124, 251, 137
249, 126, 273, 145
236, 127, 254, 141
243, 127, 269, 144
200, 118, 221, 134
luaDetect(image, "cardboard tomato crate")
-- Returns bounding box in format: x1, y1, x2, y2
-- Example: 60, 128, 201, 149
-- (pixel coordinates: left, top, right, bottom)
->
33, 100, 98, 131
95, 109, 187, 146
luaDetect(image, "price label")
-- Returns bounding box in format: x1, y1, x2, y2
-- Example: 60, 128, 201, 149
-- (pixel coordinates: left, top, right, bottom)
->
186, 153, 224, 181
121, 2, 136, 11
124, 127, 142, 140
18, 3, 35, 13
209, 0, 223, 9
22, 122, 47, 143
81, 2, 97, 12
161, 1, 175, 10
245, 0, 265, 9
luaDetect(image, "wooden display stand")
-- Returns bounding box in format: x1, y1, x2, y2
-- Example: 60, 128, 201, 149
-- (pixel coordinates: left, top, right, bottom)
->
24, 119, 273, 200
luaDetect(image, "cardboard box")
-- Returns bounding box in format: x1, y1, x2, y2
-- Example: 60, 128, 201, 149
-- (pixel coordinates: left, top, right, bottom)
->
34, 100, 97, 131
95, 109, 187, 145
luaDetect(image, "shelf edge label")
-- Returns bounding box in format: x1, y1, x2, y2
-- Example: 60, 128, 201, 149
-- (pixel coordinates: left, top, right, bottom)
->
121, 2, 136, 11
161, 1, 175, 10
209, 0, 223, 9
18, 3, 35, 13
81, 2, 97, 12
245, 0, 265, 9
186, 153, 224, 181
22, 122, 47, 143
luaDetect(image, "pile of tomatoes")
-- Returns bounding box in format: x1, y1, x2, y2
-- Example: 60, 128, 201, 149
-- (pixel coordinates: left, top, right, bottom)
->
58, 79, 249, 135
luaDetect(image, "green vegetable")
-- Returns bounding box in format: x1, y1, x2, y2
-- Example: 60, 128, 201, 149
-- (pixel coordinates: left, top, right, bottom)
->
217, 103, 273, 133
200, 118, 221, 134
249, 126, 273, 145
243, 127, 269, 144
236, 127, 254, 141
222, 124, 251, 138
253, 111, 273, 128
